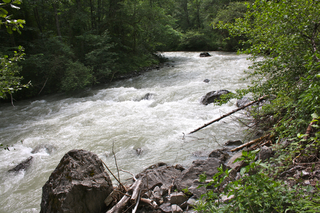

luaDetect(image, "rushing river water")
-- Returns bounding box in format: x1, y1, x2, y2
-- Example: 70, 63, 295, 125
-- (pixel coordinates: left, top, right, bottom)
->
0, 52, 251, 212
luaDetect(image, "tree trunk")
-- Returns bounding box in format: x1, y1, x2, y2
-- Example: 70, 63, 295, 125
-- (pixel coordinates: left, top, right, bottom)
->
52, 3, 61, 37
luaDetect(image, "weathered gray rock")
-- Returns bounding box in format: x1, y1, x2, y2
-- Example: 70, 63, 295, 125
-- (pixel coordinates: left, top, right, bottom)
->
8, 156, 33, 173
236, 96, 252, 107
151, 186, 163, 204
227, 151, 243, 170
187, 197, 197, 207
40, 149, 113, 213
208, 149, 230, 162
159, 203, 172, 212
224, 140, 243, 146
201, 90, 230, 105
200, 52, 211, 57
170, 192, 188, 205
258, 146, 273, 161
136, 163, 184, 191
140, 93, 155, 101
175, 158, 224, 192
172, 204, 183, 213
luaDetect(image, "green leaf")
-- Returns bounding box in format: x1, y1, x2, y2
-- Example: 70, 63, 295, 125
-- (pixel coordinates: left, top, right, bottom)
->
312, 113, 319, 119
0, 8, 8, 18
2, 0, 11, 3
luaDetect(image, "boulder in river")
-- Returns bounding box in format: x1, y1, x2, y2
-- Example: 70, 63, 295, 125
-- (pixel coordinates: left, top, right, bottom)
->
40, 149, 113, 213
200, 52, 211, 57
8, 156, 33, 173
201, 90, 230, 105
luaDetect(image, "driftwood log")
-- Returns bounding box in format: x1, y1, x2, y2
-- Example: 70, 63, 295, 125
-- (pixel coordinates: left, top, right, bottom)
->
230, 134, 270, 152
189, 96, 267, 134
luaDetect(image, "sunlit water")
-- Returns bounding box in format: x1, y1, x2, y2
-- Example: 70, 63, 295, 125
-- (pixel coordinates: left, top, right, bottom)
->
0, 52, 251, 212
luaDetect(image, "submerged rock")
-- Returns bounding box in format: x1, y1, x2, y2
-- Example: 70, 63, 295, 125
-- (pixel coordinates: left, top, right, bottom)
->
200, 52, 211, 57
203, 79, 210, 83
40, 149, 113, 213
8, 156, 33, 173
31, 144, 56, 154
201, 90, 230, 105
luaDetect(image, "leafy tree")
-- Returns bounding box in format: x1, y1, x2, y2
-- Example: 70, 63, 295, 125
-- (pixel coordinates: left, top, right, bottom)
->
0, 0, 29, 102
216, 0, 320, 137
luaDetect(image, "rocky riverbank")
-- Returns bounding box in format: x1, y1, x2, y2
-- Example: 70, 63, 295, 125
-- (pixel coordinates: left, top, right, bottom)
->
38, 138, 272, 213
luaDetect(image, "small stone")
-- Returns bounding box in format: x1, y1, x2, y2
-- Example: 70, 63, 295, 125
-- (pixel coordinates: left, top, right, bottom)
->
203, 79, 210, 83
227, 152, 243, 170
220, 194, 234, 203
258, 146, 273, 161
302, 170, 310, 178
170, 192, 188, 205
187, 197, 197, 207
152, 186, 163, 203
180, 201, 188, 209
172, 204, 183, 213
160, 203, 172, 213
225, 140, 243, 146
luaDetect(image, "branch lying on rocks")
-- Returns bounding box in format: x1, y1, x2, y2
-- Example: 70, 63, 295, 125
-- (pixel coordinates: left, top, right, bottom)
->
107, 177, 143, 213
231, 134, 270, 152
189, 95, 267, 134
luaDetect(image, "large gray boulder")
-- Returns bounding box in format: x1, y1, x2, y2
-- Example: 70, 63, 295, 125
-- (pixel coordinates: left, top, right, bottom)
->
40, 149, 113, 213
201, 90, 230, 105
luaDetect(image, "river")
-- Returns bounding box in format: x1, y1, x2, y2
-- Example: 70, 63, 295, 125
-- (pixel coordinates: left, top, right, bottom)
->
0, 52, 251, 212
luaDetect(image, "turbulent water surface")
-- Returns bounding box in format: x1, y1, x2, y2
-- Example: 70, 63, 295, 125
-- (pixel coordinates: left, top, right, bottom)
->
0, 52, 251, 212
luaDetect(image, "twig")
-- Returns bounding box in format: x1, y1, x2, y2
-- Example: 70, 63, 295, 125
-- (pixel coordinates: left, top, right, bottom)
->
132, 189, 141, 213
112, 142, 121, 185
101, 160, 126, 191
189, 95, 267, 134
38, 77, 48, 95
120, 169, 137, 181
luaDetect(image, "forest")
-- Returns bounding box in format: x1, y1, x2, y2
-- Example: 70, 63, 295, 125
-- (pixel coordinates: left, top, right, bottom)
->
0, 0, 247, 100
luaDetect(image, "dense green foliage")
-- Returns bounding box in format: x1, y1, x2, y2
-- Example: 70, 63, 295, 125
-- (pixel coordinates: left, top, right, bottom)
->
216, 0, 320, 138
0, 0, 29, 100
195, 151, 317, 212
0, 0, 249, 100
195, 0, 320, 211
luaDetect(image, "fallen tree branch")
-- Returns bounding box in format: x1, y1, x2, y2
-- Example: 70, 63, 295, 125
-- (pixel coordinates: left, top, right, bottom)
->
132, 189, 141, 213
231, 134, 270, 152
140, 198, 158, 209
107, 193, 130, 213
188, 95, 267, 134
130, 178, 142, 204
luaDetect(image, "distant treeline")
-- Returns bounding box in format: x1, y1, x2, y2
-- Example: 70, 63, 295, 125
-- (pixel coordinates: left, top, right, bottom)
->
0, 0, 249, 100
